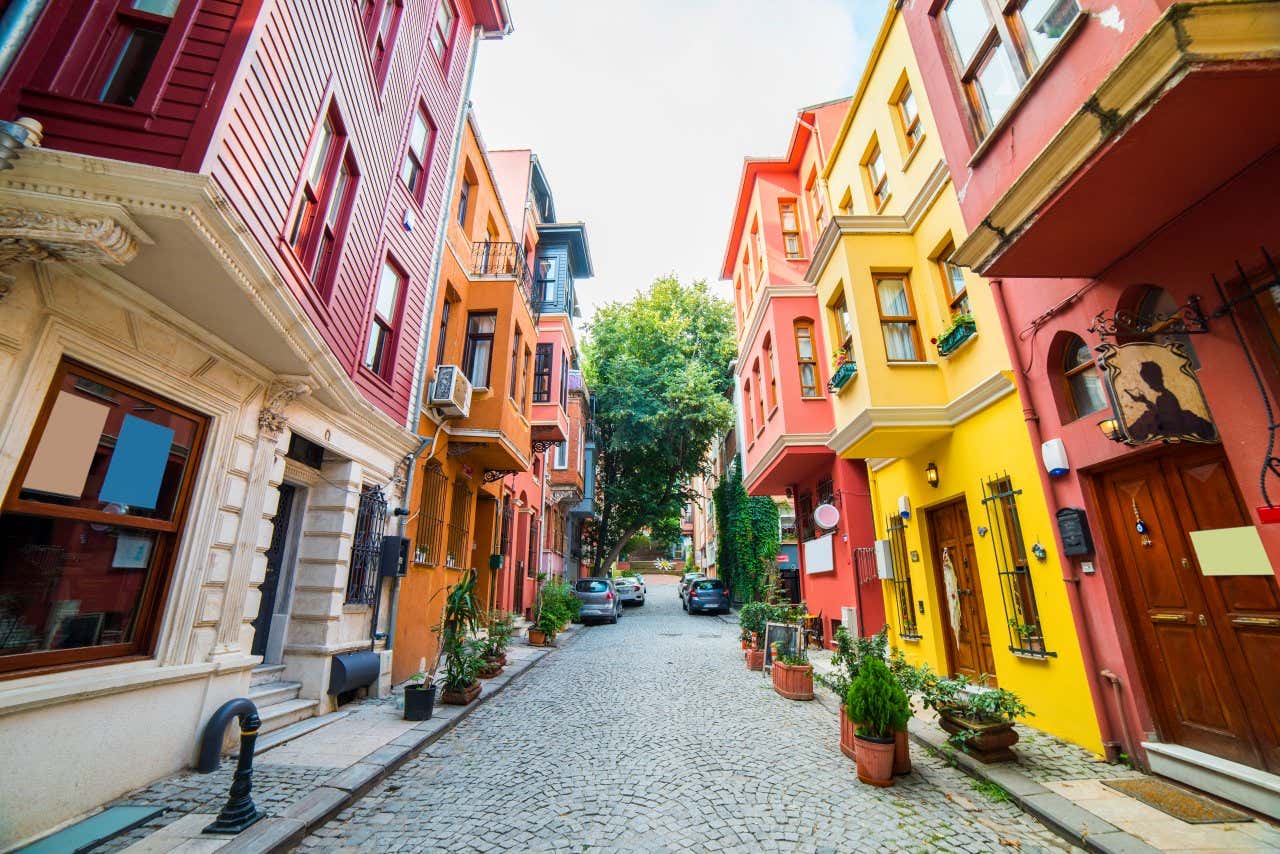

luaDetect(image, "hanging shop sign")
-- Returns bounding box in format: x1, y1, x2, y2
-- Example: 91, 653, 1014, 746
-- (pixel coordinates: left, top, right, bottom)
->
1097, 342, 1218, 445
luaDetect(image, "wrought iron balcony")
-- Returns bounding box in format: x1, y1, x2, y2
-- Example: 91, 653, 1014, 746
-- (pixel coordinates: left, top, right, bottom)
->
471, 241, 523, 278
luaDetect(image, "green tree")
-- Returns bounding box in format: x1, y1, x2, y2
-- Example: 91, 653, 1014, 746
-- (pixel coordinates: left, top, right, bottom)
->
583, 276, 736, 575
712, 459, 780, 602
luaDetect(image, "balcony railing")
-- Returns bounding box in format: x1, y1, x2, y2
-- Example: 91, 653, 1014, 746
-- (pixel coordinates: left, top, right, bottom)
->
471, 241, 523, 278
519, 262, 543, 323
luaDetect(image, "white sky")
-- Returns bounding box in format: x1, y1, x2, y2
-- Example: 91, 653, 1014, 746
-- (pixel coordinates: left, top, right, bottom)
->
471, 0, 879, 322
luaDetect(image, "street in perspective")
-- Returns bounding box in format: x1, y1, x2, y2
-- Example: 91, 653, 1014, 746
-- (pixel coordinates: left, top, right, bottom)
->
1, 0, 1279, 852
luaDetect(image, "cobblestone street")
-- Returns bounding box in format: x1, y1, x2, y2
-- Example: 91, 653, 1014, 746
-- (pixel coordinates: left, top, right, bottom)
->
298, 582, 1076, 853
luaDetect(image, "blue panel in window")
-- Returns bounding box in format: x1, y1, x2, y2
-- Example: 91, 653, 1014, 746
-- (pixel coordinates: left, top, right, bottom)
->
99, 415, 175, 510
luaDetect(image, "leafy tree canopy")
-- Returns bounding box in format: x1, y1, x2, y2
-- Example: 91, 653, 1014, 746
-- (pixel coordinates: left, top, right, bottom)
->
582, 276, 736, 574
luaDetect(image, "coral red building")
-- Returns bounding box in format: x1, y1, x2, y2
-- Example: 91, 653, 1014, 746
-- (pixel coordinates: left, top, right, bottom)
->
902, 0, 1280, 815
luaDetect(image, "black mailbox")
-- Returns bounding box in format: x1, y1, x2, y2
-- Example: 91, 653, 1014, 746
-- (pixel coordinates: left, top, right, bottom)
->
1056, 507, 1094, 557
379, 535, 409, 578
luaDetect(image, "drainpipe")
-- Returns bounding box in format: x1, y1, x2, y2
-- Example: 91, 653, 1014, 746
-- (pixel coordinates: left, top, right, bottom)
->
990, 277, 1124, 760
384, 427, 438, 651
0, 0, 47, 81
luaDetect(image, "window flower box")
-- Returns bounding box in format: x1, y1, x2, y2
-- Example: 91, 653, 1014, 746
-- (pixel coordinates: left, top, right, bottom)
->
828, 362, 858, 392
933, 315, 977, 358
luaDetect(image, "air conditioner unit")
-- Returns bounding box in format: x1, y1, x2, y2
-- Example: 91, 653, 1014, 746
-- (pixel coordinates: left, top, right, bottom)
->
841, 606, 858, 632
429, 365, 472, 419
874, 538, 895, 580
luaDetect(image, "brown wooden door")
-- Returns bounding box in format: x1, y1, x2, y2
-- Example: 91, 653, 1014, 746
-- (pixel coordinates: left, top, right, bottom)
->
1097, 446, 1280, 772
929, 499, 997, 684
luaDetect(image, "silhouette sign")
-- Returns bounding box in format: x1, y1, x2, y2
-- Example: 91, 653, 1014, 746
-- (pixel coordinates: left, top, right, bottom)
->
1098, 342, 1218, 445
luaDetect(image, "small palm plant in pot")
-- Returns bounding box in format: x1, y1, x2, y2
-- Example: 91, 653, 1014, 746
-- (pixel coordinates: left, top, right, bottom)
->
846, 655, 910, 787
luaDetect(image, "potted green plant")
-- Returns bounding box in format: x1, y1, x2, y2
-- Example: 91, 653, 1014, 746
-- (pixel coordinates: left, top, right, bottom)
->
922, 672, 1030, 763
440, 639, 482, 705
403, 672, 436, 721
818, 625, 888, 761
772, 647, 813, 700
739, 601, 771, 670
846, 655, 910, 787
829, 346, 857, 391
433, 571, 483, 705
887, 650, 928, 775
932, 313, 977, 358
476, 610, 514, 676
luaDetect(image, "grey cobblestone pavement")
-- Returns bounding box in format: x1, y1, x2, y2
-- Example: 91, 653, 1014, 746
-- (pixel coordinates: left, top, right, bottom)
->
297, 585, 1079, 853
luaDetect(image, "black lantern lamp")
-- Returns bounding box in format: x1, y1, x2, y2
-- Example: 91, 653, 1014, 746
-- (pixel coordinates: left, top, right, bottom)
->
1097, 417, 1125, 443
924, 461, 939, 488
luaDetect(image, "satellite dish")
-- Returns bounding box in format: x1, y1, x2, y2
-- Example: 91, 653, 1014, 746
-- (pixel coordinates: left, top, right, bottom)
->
813, 502, 840, 530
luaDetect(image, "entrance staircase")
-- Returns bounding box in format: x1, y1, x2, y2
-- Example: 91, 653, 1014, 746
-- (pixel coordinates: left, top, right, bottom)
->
249, 664, 317, 733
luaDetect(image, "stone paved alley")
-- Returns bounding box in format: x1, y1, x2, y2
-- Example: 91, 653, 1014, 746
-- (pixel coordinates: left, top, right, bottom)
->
297, 581, 1075, 853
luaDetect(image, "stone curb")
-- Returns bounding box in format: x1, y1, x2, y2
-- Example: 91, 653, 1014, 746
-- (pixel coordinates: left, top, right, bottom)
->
214, 626, 582, 853
803, 676, 1156, 853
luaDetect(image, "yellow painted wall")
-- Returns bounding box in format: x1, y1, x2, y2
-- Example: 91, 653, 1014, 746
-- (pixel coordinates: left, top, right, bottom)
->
810, 4, 1103, 754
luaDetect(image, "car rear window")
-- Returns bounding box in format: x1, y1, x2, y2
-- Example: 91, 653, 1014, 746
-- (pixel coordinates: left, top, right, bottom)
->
576, 580, 609, 593
693, 580, 724, 591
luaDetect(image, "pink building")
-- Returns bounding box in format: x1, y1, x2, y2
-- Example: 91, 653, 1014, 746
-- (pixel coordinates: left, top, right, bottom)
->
902, 0, 1280, 814
722, 99, 885, 642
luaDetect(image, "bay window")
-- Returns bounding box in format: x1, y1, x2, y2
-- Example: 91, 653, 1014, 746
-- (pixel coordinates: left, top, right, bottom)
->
874, 275, 922, 361
533, 344, 553, 403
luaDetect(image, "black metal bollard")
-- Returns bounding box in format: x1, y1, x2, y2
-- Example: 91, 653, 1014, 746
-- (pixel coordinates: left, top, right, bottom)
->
196, 697, 264, 835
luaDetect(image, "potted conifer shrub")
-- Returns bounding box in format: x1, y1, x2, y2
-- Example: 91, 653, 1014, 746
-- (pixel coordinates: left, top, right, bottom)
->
739, 602, 770, 671
772, 647, 814, 700
846, 655, 909, 787
817, 625, 888, 762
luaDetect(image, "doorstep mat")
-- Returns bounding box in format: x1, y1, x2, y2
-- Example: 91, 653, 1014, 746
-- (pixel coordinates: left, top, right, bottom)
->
1102, 778, 1252, 824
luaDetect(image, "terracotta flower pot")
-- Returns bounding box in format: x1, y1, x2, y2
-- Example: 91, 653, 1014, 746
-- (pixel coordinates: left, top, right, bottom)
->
938, 714, 1019, 763
441, 680, 481, 705
838, 707, 860, 761
855, 734, 896, 787
477, 660, 503, 679
772, 661, 814, 701
528, 628, 546, 646
746, 648, 764, 671
741, 639, 749, 650
893, 729, 911, 775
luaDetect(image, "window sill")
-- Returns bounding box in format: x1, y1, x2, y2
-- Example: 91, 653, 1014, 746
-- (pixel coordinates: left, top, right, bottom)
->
967, 12, 1089, 168
358, 365, 396, 392
901, 135, 927, 172
1010, 648, 1058, 661
800, 393, 826, 401
885, 360, 939, 368
0, 659, 228, 718
899, 633, 923, 643
767, 405, 779, 421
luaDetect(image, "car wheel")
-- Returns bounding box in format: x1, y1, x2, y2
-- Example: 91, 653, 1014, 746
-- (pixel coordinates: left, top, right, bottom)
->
610, 611, 618, 625
638, 598, 645, 606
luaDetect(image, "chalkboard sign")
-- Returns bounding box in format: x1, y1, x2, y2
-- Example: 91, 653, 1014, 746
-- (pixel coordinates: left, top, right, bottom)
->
1056, 507, 1094, 557
762, 621, 802, 672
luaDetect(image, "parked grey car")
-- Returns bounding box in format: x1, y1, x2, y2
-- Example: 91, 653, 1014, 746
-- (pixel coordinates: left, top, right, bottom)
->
613, 575, 644, 605
684, 578, 730, 615
678, 571, 705, 601
574, 578, 622, 624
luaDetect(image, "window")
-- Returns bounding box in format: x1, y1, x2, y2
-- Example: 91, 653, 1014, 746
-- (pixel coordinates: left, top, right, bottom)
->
743, 379, 754, 437
817, 477, 834, 506
88, 0, 184, 107
866, 143, 890, 209
762, 335, 777, 411
938, 245, 971, 315
0, 361, 207, 674
521, 346, 532, 413
779, 200, 802, 259
741, 251, 753, 299
805, 167, 825, 233
831, 290, 853, 353
554, 439, 568, 470
796, 493, 815, 542
457, 175, 473, 230
559, 351, 569, 409
837, 187, 854, 216
533, 343, 553, 403
444, 478, 471, 569
578, 425, 585, 475
753, 225, 766, 283
886, 514, 920, 639
346, 486, 388, 604
462, 312, 496, 388
752, 361, 764, 430
538, 258, 558, 304
939, 0, 1081, 136
873, 275, 922, 361
400, 106, 435, 202
509, 329, 522, 400
429, 0, 456, 62
1062, 334, 1107, 419
289, 108, 357, 290
982, 475, 1049, 656
414, 462, 448, 565
434, 296, 452, 370
363, 258, 404, 378
362, 0, 402, 79
896, 84, 923, 151
794, 321, 820, 397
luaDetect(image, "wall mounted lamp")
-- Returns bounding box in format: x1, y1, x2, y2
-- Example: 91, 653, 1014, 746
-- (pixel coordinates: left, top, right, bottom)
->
924, 462, 939, 488
1097, 417, 1125, 443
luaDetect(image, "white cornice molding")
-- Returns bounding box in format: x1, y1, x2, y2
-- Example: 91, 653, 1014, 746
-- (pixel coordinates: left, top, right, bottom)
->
743, 430, 836, 489
827, 371, 1015, 456
735, 284, 820, 376
805, 159, 951, 285
0, 149, 418, 456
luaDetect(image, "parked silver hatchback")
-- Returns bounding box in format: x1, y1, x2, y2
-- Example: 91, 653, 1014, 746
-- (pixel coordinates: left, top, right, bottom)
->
574, 578, 622, 624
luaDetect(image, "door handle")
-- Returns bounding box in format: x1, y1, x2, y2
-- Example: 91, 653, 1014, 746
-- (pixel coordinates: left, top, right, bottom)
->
1232, 615, 1280, 628
1150, 613, 1187, 623
1198, 614, 1207, 627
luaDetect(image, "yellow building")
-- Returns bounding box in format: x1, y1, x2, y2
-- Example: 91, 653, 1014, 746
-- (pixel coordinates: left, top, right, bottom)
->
807, 2, 1101, 753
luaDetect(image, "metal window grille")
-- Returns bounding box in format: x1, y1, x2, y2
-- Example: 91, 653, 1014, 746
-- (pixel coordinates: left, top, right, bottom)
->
885, 514, 920, 639
796, 493, 815, 542
852, 546, 878, 586
346, 486, 387, 605
817, 478, 834, 505
444, 478, 472, 569
413, 462, 448, 565
981, 474, 1053, 657
526, 517, 539, 578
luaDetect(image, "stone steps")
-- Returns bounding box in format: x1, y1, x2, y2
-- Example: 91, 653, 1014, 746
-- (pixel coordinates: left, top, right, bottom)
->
250, 679, 302, 708
250, 663, 286, 686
